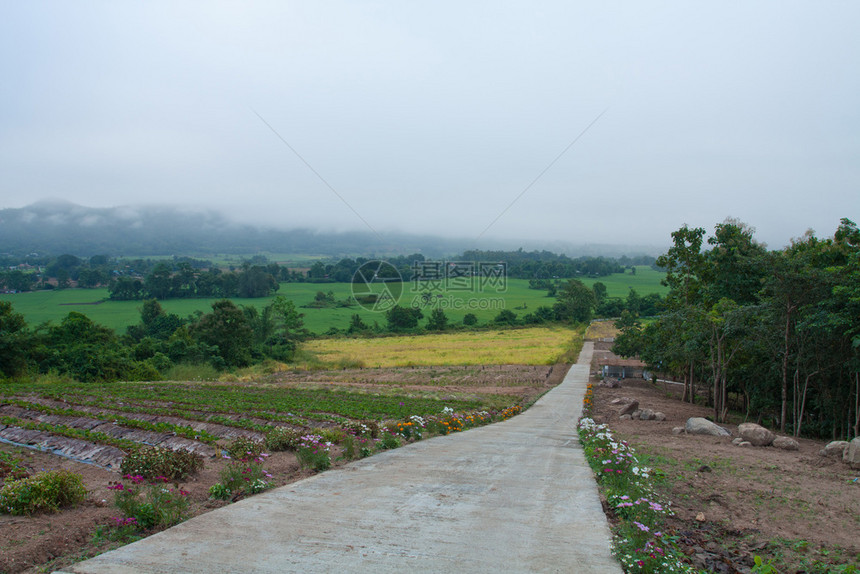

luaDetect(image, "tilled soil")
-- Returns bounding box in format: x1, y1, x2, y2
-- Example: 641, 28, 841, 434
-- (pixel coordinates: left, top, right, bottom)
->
0, 444, 315, 574
0, 363, 566, 574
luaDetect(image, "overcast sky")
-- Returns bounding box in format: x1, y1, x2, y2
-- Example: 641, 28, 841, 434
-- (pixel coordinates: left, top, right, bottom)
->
1, 2, 858, 250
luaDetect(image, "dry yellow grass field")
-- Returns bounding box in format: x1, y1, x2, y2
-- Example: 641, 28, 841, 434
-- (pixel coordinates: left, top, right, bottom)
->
299, 326, 582, 368
584, 320, 619, 340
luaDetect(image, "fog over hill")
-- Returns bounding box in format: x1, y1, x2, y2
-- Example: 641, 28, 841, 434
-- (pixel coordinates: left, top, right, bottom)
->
0, 202, 665, 259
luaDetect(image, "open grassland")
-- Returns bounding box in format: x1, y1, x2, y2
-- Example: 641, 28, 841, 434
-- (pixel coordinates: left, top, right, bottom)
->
0, 267, 665, 334
578, 265, 667, 298
298, 326, 581, 368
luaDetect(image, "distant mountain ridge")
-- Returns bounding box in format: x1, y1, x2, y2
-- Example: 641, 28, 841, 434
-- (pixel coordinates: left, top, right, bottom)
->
0, 202, 664, 258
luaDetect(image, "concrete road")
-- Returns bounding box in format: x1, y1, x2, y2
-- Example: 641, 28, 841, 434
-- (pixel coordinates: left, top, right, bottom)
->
58, 342, 621, 573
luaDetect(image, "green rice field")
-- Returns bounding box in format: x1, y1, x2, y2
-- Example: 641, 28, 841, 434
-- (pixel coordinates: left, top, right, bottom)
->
0, 266, 665, 335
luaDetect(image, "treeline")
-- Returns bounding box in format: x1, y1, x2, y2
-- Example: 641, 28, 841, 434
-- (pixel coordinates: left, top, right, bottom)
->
108, 263, 286, 300
0, 296, 308, 382
3, 247, 654, 300
613, 218, 859, 441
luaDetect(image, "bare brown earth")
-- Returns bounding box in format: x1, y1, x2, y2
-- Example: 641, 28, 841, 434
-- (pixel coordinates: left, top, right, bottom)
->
588, 340, 860, 573
0, 364, 566, 574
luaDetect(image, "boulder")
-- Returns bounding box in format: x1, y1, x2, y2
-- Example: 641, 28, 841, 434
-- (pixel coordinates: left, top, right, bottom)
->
732, 438, 744, 446
845, 437, 860, 469
619, 414, 632, 421
672, 426, 685, 435
618, 400, 639, 416
639, 408, 656, 421
772, 436, 799, 451
631, 409, 642, 420
738, 423, 775, 447
821, 440, 849, 458
685, 417, 731, 437
654, 412, 666, 422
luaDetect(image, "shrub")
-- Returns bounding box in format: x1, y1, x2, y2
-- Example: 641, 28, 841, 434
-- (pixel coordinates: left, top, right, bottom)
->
0, 451, 29, 484
344, 420, 379, 438
264, 426, 301, 451
378, 432, 401, 449
209, 456, 272, 501
111, 474, 190, 530
296, 434, 332, 472
120, 446, 203, 481
224, 436, 264, 460
0, 470, 86, 515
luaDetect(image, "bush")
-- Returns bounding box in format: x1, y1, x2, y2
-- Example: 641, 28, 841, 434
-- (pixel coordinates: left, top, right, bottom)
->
224, 436, 264, 460
111, 474, 190, 530
209, 456, 271, 501
264, 427, 302, 452
296, 434, 332, 472
0, 470, 86, 515
120, 446, 203, 481
0, 451, 29, 484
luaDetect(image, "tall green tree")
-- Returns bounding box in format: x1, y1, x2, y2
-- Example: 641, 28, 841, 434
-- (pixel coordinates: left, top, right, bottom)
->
190, 300, 254, 367
0, 301, 33, 378
553, 279, 596, 323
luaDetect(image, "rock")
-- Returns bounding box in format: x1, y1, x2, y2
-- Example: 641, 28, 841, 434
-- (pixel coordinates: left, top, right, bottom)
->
732, 438, 744, 446
603, 379, 621, 388
685, 417, 731, 437
639, 408, 656, 421
822, 440, 849, 458
738, 422, 775, 447
631, 409, 642, 420
672, 426, 685, 435
845, 437, 860, 469
618, 400, 639, 416
738, 441, 752, 447
772, 436, 799, 451
653, 412, 666, 421
695, 512, 706, 522
619, 414, 632, 421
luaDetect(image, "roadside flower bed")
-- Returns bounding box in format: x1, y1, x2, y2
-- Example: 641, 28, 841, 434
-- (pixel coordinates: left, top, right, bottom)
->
578, 384, 695, 574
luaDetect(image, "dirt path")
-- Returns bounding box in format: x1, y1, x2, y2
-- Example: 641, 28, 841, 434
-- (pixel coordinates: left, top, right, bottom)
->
56, 342, 621, 574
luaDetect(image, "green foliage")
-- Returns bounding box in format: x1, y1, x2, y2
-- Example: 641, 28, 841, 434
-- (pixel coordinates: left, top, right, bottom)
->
0, 451, 30, 483
209, 457, 271, 500
120, 446, 204, 481
112, 475, 191, 530
639, 218, 860, 437
0, 300, 33, 378
224, 436, 264, 460
264, 426, 302, 451
385, 305, 423, 331
0, 470, 86, 515
493, 309, 518, 325
296, 434, 332, 471
190, 299, 255, 367
553, 279, 596, 323
426, 308, 449, 331
751, 555, 779, 574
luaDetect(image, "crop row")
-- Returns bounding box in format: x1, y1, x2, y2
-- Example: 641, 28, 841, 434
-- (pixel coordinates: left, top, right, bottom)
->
0, 415, 142, 453
1, 381, 490, 422
2, 399, 220, 445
